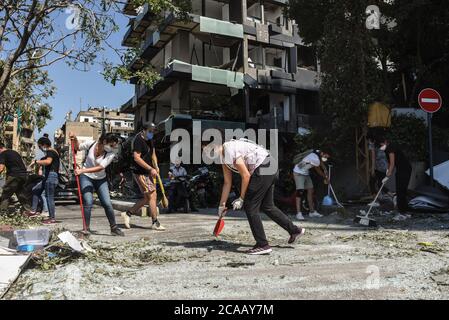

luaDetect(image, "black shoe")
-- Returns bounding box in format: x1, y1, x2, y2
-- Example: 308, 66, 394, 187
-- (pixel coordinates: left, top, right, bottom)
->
111, 226, 125, 236
246, 245, 272, 255
288, 227, 306, 244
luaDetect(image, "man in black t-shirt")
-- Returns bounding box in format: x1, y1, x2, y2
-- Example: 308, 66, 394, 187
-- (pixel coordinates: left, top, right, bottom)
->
121, 123, 166, 231
376, 137, 412, 216
0, 141, 29, 212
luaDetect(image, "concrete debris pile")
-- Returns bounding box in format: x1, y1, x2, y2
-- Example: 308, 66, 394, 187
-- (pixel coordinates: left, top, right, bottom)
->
0, 211, 42, 228
29, 234, 179, 271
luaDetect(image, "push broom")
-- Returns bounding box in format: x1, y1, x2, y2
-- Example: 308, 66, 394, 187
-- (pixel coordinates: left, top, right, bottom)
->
71, 140, 87, 232
354, 181, 387, 228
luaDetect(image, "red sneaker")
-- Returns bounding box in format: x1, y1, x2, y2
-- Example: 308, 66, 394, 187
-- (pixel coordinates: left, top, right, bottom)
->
24, 211, 40, 218
42, 218, 57, 225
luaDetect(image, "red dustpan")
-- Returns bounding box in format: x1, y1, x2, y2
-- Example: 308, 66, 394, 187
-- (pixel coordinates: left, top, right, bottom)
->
213, 212, 226, 237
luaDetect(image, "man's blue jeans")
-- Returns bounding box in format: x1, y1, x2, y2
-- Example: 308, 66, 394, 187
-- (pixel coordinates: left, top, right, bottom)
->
79, 174, 117, 229
32, 172, 58, 219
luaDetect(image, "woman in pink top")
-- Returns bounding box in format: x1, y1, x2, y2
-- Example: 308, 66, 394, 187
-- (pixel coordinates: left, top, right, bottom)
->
204, 138, 305, 255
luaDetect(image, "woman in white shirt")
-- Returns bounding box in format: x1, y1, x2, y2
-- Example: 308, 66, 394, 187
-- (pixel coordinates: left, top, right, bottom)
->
70, 132, 124, 236
205, 138, 304, 255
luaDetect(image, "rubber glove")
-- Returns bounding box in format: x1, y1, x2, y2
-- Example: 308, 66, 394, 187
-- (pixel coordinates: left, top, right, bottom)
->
232, 197, 244, 210
218, 206, 227, 217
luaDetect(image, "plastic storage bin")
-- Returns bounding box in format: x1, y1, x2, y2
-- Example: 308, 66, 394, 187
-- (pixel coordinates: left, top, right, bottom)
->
14, 228, 50, 247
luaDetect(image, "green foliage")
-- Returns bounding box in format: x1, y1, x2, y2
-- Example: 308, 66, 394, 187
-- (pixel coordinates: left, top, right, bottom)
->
288, 0, 449, 163
387, 114, 449, 162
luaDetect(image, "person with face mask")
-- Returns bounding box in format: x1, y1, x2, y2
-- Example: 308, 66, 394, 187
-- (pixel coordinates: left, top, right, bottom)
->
205, 138, 304, 255
376, 136, 412, 218
121, 123, 165, 231
293, 150, 330, 221
29, 137, 60, 224
69, 132, 124, 236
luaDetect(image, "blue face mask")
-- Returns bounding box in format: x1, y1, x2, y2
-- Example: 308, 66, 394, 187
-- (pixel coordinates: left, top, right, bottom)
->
146, 132, 154, 140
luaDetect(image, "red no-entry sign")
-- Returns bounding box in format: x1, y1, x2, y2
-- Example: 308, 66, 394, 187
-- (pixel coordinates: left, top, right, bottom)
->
418, 88, 443, 186
418, 88, 442, 113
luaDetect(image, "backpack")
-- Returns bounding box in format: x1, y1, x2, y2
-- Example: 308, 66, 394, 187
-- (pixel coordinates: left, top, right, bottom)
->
293, 149, 314, 166
115, 134, 152, 173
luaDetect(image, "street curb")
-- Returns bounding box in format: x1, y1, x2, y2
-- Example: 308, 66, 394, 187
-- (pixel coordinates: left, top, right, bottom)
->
94, 199, 148, 216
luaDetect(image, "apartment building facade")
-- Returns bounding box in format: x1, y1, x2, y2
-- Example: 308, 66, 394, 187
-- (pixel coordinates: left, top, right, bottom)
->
121, 0, 322, 141
76, 107, 135, 138
2, 114, 35, 161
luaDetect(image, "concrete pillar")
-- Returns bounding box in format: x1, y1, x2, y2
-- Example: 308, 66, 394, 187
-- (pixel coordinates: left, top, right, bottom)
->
289, 94, 297, 133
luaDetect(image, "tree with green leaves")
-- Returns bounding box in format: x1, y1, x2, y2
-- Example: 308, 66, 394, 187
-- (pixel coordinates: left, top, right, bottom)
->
288, 0, 449, 160
0, 0, 191, 127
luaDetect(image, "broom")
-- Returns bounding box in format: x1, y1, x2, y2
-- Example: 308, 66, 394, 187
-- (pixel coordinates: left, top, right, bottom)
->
71, 140, 87, 232
152, 160, 169, 209
354, 181, 387, 228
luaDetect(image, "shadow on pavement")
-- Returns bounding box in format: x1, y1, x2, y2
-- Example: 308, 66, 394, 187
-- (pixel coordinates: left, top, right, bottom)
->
161, 239, 253, 253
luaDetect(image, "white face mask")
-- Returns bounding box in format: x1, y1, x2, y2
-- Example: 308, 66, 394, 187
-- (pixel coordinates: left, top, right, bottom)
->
104, 145, 113, 153
380, 145, 387, 151
321, 157, 328, 163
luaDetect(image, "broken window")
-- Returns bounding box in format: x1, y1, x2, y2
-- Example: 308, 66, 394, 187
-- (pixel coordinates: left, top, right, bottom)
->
265, 47, 288, 71
247, 0, 262, 24
248, 45, 264, 69
264, 2, 288, 29
192, 0, 230, 21
297, 45, 317, 71
188, 90, 243, 121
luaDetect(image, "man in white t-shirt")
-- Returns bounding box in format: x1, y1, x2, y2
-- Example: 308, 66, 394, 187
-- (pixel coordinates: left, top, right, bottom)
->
293, 150, 329, 221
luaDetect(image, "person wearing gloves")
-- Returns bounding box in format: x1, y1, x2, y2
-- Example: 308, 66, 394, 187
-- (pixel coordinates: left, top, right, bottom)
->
292, 150, 329, 221
70, 132, 124, 236
376, 136, 412, 218
205, 138, 305, 255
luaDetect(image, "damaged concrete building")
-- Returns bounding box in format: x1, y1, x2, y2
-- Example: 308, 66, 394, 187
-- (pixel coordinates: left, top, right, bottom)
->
121, 0, 322, 159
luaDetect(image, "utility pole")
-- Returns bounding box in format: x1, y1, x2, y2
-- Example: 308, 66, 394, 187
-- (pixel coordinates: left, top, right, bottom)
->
102, 106, 106, 134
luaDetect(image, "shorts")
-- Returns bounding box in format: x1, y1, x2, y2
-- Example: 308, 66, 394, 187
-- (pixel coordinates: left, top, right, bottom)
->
133, 174, 156, 194
293, 173, 313, 190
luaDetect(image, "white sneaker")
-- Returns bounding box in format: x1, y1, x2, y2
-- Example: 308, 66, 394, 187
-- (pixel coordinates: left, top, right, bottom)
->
151, 220, 166, 231
296, 212, 305, 221
309, 211, 323, 218
121, 212, 131, 229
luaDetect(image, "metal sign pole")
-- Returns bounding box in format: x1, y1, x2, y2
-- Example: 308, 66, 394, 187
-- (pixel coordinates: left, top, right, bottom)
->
428, 112, 434, 186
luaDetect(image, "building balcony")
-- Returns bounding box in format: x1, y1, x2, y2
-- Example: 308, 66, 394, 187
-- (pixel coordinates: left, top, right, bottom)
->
247, 67, 320, 93
123, 1, 138, 16
128, 14, 244, 71
122, 4, 156, 47
132, 59, 245, 109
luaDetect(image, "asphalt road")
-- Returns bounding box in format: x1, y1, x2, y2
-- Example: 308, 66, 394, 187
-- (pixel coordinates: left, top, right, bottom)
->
4, 204, 449, 300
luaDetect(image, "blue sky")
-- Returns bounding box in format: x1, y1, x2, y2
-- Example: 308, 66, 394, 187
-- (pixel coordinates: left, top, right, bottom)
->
40, 13, 133, 139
